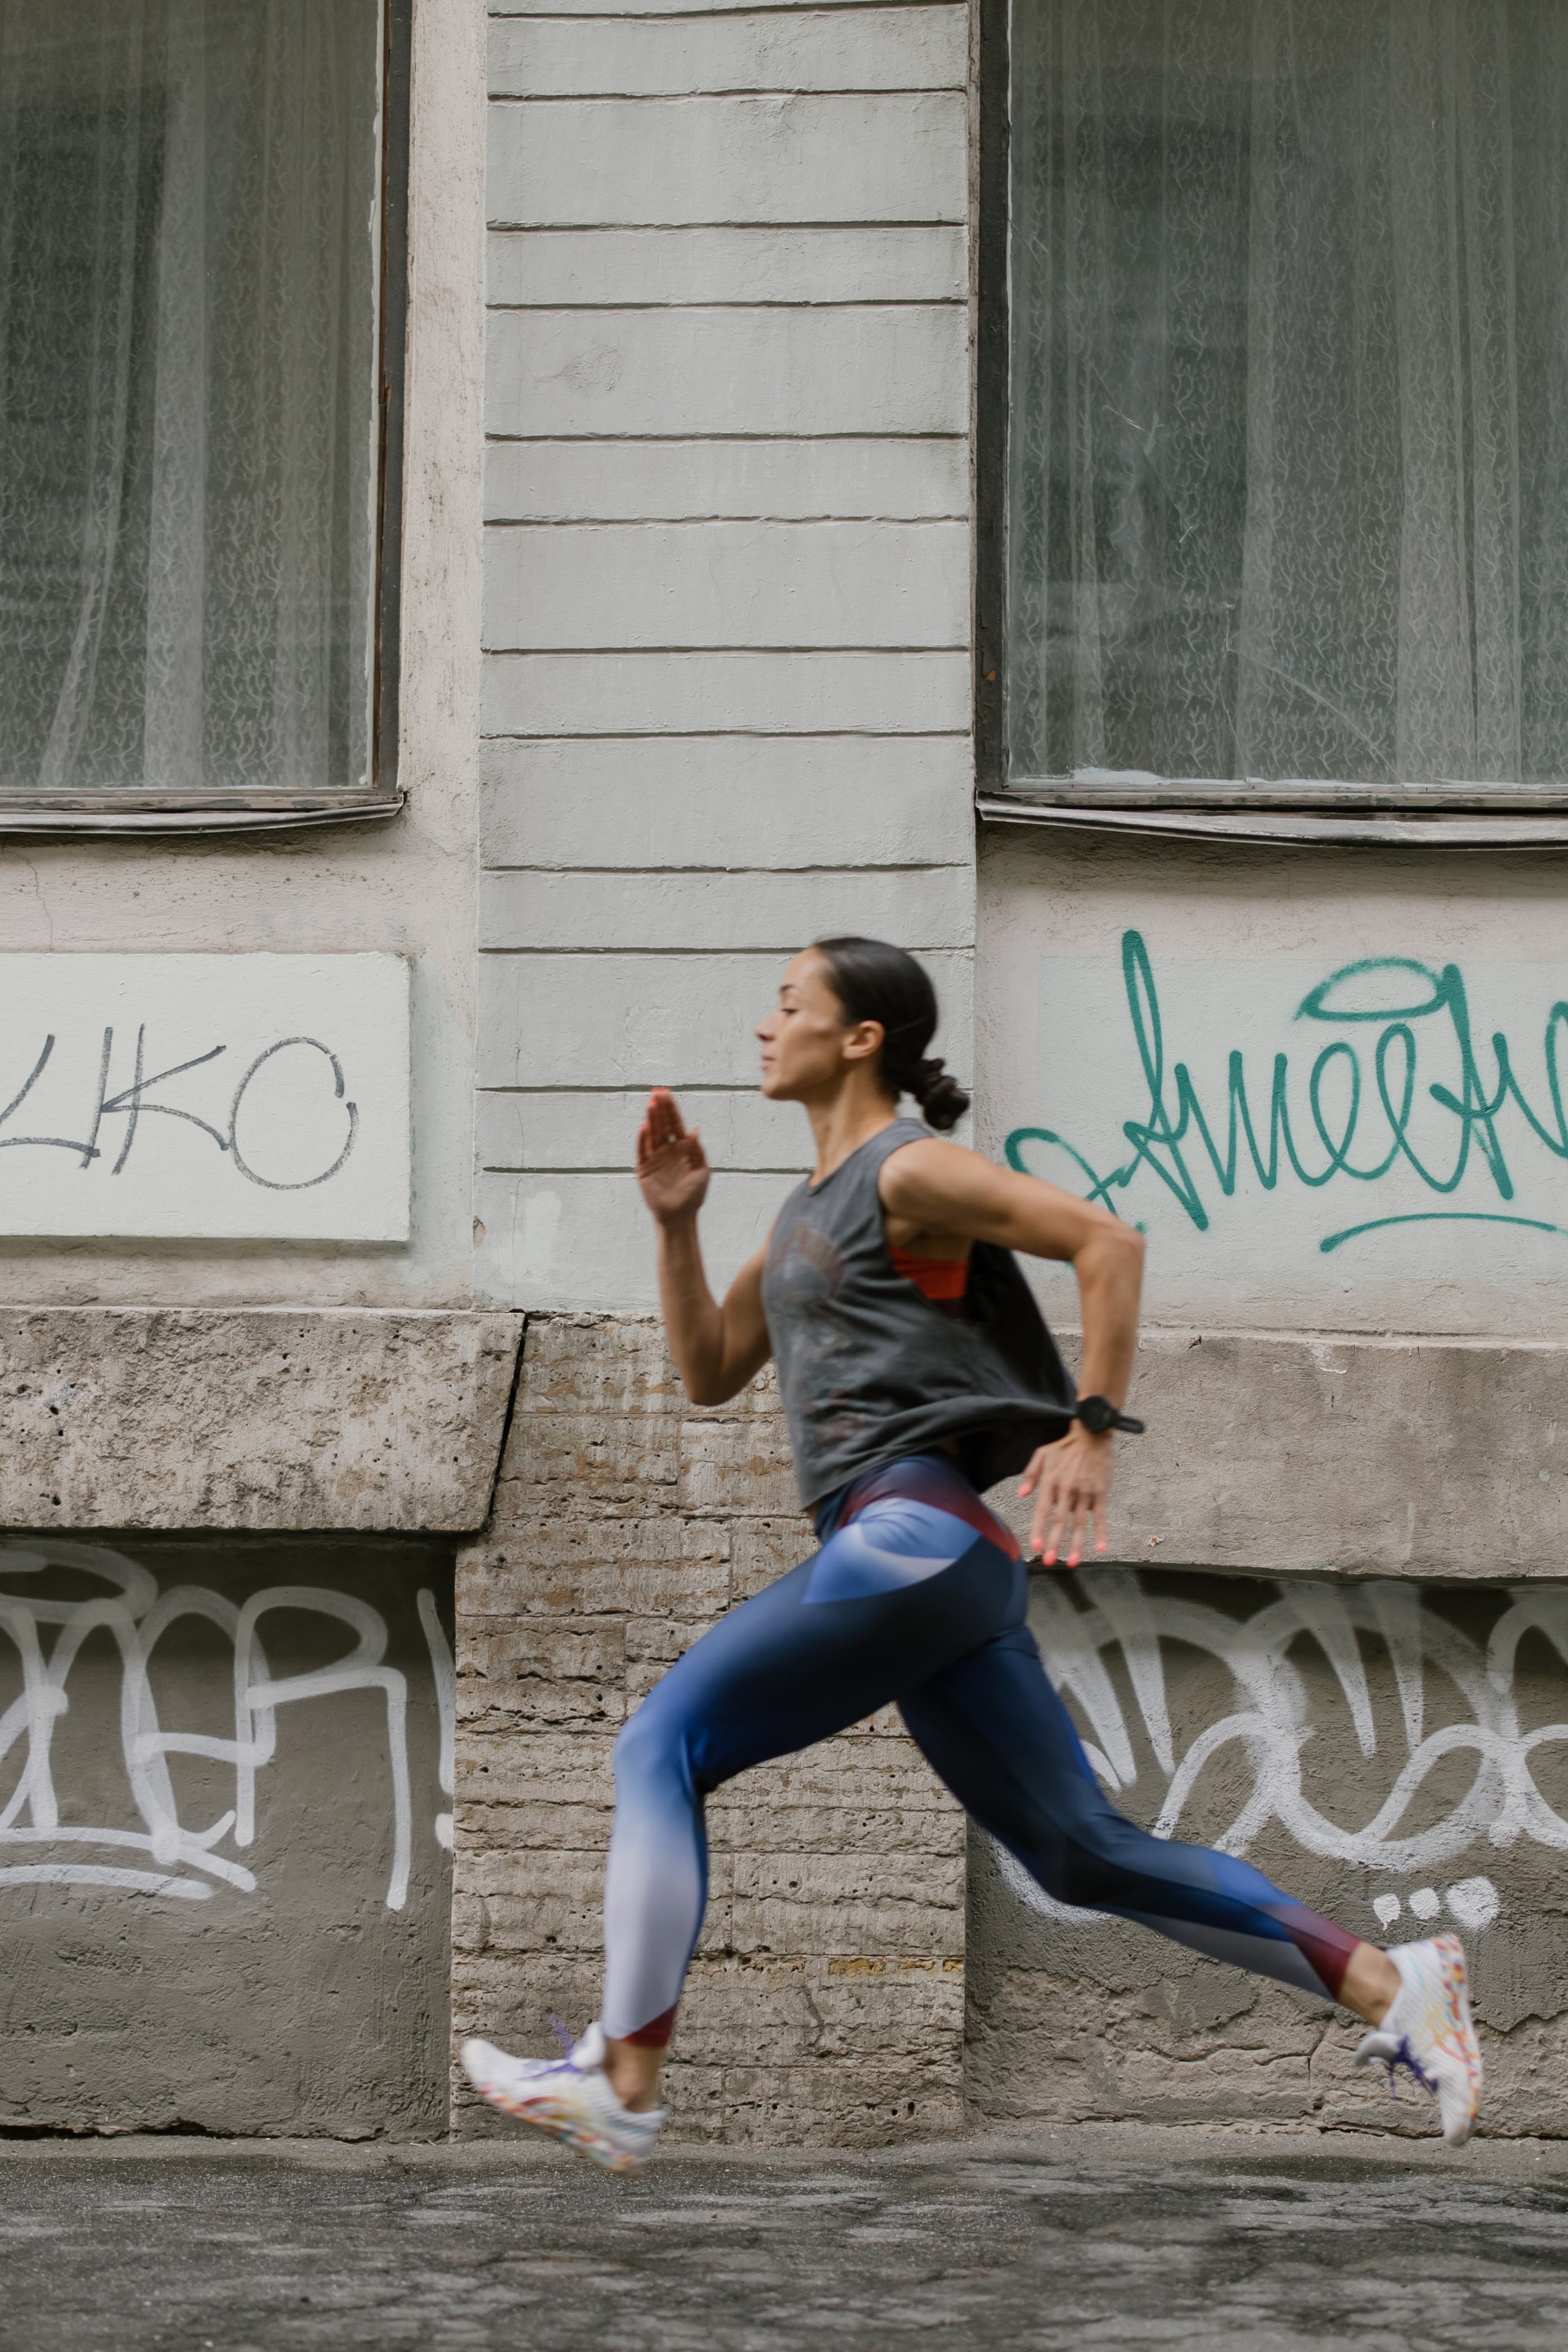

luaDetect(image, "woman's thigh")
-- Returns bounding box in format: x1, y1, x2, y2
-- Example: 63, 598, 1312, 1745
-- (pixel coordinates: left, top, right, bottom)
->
622, 1457, 1023, 1797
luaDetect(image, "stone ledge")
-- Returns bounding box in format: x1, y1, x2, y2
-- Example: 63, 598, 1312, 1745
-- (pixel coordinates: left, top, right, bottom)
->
1003, 1329, 1568, 1580
0, 1306, 523, 1531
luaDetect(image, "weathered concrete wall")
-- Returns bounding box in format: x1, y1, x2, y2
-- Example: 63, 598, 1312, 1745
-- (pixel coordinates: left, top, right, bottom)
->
967, 1564, 1568, 2138
0, 1309, 522, 1532
452, 1315, 964, 2143
475, 0, 977, 1313
0, 1535, 455, 2138
1024, 1330, 1568, 1582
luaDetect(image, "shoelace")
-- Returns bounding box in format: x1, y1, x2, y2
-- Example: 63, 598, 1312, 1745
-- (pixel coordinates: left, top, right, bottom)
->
1385, 2033, 1438, 2101
546, 2014, 582, 2068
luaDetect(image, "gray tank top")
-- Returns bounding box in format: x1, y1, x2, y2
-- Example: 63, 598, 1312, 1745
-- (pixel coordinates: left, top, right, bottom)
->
762, 1117, 1075, 1508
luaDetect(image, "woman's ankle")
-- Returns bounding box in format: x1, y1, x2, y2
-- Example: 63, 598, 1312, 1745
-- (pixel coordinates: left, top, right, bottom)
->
603, 2036, 665, 2113
1341, 1940, 1402, 2027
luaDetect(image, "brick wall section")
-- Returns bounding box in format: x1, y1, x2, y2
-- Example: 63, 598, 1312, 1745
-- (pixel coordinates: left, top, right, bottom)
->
452, 1312, 964, 2144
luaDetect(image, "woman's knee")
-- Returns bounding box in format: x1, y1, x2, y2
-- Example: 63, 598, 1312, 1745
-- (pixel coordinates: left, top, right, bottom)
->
613, 1687, 692, 1793
1054, 1800, 1171, 1902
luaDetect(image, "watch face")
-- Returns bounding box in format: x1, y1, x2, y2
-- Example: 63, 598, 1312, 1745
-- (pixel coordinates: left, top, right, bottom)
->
1078, 1396, 1112, 1434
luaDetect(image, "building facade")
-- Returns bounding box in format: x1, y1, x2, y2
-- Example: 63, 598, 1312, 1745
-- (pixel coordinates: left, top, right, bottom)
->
1, 0, 1564, 2142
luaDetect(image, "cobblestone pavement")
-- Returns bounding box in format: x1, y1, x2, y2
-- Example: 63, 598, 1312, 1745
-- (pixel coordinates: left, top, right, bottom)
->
3, 2125, 1568, 2350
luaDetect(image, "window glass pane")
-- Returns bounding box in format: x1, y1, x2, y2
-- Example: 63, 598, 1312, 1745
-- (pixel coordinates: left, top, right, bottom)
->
1007, 1, 1568, 793
0, 0, 382, 795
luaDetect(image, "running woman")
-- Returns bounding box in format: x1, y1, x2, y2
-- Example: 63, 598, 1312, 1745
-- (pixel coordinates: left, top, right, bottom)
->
462, 937, 1481, 2168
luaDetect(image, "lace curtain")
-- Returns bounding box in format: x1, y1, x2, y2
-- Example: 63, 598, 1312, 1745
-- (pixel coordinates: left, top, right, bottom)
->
1007, 0, 1568, 792
0, 0, 380, 795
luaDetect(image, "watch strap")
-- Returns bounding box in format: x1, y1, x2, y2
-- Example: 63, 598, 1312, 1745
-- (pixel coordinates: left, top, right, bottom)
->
1073, 1394, 1146, 1436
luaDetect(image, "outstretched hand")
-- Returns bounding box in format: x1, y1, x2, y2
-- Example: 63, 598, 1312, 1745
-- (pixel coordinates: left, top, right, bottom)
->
636, 1087, 711, 1226
1018, 1427, 1113, 1567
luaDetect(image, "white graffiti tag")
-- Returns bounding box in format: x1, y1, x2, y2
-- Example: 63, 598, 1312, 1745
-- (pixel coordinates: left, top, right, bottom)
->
0, 1541, 455, 1909
999, 1570, 1568, 1930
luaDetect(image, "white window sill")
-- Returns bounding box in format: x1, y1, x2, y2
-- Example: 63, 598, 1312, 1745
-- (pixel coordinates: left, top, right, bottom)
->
0, 794, 405, 838
977, 793, 1568, 849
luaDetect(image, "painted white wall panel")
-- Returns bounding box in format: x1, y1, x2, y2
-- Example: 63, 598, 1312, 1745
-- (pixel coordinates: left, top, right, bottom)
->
980, 830, 1568, 1340
475, 1166, 785, 1311
480, 737, 975, 866
486, 225, 966, 307
0, 957, 409, 1241
481, 651, 970, 736
486, 94, 968, 226
478, 1086, 812, 1171
479, 864, 975, 951
484, 306, 966, 438
484, 437, 968, 523
479, 949, 972, 1086
488, 9, 967, 97
483, 520, 968, 650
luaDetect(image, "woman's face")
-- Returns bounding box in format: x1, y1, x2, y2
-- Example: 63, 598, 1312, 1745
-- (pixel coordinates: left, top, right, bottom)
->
756, 951, 881, 1103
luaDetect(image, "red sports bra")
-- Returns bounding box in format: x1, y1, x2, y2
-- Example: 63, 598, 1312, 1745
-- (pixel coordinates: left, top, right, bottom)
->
887, 1246, 970, 1315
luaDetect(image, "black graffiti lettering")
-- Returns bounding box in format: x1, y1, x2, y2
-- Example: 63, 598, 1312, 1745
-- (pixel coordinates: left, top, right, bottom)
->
100, 1031, 230, 1174
0, 1024, 361, 1194
79, 1029, 113, 1170
0, 1034, 101, 1161
226, 1037, 359, 1192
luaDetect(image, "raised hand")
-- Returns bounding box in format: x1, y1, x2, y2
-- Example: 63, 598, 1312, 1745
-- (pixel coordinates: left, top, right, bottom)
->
636, 1087, 711, 1226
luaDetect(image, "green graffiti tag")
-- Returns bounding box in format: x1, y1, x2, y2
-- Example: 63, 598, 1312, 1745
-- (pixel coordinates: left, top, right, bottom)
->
1004, 932, 1568, 1254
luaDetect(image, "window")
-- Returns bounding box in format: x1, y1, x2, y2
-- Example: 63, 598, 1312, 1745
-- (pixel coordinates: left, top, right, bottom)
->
983, 1, 1568, 813
0, 0, 407, 827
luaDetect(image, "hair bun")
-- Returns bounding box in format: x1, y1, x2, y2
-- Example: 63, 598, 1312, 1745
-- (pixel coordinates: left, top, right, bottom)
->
913, 1057, 971, 1133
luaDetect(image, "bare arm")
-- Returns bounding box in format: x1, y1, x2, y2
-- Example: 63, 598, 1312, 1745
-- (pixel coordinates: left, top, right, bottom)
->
636, 1089, 772, 1407
880, 1141, 1145, 1565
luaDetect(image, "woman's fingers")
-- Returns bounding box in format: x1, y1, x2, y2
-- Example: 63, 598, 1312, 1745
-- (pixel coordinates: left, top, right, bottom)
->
1035, 1473, 1108, 1567
647, 1086, 686, 1146
638, 1090, 702, 1179
1036, 1476, 1068, 1564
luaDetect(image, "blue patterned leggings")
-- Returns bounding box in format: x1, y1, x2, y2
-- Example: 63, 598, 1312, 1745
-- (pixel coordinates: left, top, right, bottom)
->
601, 1452, 1359, 2044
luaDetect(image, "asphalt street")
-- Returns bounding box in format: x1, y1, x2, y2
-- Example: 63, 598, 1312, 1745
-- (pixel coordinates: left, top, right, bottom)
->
1, 2123, 1566, 2350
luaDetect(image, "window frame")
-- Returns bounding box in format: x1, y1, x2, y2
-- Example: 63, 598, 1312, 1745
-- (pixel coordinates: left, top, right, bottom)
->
0, 0, 411, 837
974, 0, 1568, 839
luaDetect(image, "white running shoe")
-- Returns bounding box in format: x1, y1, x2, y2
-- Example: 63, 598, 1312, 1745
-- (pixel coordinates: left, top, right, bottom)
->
460, 2020, 664, 2175
1353, 1932, 1481, 2147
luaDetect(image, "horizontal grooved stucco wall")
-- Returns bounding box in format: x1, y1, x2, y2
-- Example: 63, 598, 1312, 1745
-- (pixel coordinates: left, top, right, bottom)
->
476, 0, 977, 1316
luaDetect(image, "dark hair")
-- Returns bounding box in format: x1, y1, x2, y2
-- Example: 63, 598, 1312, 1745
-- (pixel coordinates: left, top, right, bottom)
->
812, 936, 971, 1132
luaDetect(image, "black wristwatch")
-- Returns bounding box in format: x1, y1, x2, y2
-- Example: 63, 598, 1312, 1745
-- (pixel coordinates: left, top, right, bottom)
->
1073, 1394, 1145, 1436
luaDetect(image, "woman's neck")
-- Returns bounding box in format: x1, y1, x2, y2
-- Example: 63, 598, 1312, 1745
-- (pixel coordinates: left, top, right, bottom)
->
805, 1081, 901, 1186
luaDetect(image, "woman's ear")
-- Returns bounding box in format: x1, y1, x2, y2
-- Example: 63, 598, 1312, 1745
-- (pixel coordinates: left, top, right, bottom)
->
840, 1019, 885, 1068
